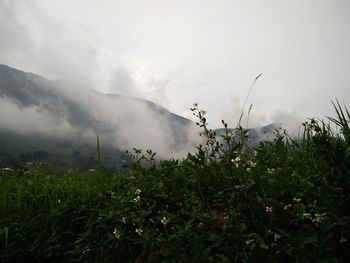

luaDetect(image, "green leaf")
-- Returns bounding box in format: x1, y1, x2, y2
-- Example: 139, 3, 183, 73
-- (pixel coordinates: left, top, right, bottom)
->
257, 238, 269, 250
237, 223, 247, 233
302, 233, 318, 245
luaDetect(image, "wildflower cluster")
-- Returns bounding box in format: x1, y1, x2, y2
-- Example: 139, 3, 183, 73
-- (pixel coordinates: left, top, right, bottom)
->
265, 206, 273, 213
113, 228, 120, 239
231, 157, 240, 168
133, 188, 142, 203
135, 228, 143, 236
160, 216, 168, 225
245, 160, 256, 172
302, 212, 327, 223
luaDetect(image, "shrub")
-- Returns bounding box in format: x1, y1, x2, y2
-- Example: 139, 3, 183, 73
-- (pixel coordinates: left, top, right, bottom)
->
1, 102, 349, 262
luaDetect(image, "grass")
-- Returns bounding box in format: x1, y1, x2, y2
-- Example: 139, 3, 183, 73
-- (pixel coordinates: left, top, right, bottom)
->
0, 101, 350, 262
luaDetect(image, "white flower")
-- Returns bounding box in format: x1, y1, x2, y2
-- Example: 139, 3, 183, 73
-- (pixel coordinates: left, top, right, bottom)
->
226, 132, 235, 139
312, 213, 326, 223
122, 217, 127, 224
267, 168, 275, 174
161, 216, 168, 225
265, 206, 273, 213
135, 189, 142, 195
245, 239, 254, 245
135, 228, 143, 236
113, 228, 120, 239
339, 237, 348, 243
274, 233, 281, 242
293, 197, 302, 203
246, 167, 251, 173
283, 204, 292, 210
57, 199, 61, 203
231, 157, 241, 167
302, 213, 312, 219
133, 195, 141, 203
247, 160, 256, 167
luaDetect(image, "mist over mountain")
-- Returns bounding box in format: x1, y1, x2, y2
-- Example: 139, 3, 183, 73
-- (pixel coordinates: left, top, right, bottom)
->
0, 64, 203, 168
1, 65, 198, 142
0, 64, 277, 168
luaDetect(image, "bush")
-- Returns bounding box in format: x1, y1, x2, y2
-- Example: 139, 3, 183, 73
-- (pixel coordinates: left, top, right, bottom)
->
1, 102, 350, 262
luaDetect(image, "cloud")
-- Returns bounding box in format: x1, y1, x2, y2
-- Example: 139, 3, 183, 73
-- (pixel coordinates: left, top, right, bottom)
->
270, 110, 304, 137
0, 0, 100, 88
0, 65, 201, 159
1, 0, 349, 140
0, 96, 74, 138
0, 1, 34, 66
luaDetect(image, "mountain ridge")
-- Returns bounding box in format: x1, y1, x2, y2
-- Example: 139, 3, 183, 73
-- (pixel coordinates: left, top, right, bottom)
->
0, 64, 199, 168
0, 64, 277, 168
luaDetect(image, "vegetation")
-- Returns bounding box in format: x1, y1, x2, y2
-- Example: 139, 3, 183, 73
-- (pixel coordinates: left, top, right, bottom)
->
1, 101, 350, 262
0, 131, 125, 170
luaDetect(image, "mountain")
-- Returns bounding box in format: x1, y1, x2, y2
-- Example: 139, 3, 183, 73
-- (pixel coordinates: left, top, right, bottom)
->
0, 64, 277, 169
0, 64, 198, 169
0, 64, 193, 137
214, 122, 278, 149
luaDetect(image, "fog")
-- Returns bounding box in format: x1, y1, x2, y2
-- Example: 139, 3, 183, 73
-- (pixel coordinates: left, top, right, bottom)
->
1, 0, 350, 155
0, 65, 201, 158
0, 96, 75, 138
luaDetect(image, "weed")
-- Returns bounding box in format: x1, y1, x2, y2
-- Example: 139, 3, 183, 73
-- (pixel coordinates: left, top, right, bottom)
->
0, 101, 349, 262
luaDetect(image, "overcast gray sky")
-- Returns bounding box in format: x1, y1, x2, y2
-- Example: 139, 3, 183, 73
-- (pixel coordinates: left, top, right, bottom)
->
1, 0, 350, 129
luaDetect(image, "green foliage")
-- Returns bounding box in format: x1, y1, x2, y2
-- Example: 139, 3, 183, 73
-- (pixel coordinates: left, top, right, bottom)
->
1, 102, 350, 262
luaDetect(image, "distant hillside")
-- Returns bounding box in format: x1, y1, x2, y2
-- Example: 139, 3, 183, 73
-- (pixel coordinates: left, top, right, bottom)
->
0, 64, 276, 169
0, 64, 198, 168
0, 64, 193, 141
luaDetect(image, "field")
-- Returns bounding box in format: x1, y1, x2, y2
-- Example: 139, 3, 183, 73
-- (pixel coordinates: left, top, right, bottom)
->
1, 102, 350, 262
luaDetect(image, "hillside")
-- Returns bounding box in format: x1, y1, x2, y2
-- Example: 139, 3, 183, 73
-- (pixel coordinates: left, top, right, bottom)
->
0, 64, 198, 168
0, 64, 277, 169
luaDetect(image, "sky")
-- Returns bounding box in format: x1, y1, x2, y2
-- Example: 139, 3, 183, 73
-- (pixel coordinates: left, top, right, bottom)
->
1, 0, 350, 131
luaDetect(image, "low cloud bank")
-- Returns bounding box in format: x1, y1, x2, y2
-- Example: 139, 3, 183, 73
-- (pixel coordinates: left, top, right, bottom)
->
0, 67, 201, 159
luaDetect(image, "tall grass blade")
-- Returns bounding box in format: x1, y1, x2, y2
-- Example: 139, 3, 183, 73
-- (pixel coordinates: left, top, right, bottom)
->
246, 103, 253, 128
327, 99, 350, 142
97, 134, 102, 170
238, 72, 262, 127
